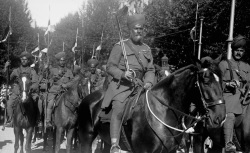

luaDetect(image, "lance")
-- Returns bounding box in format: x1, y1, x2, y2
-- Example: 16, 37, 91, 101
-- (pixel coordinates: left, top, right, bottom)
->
193, 3, 199, 57
227, 0, 236, 59
198, 17, 204, 60
2, 6, 12, 131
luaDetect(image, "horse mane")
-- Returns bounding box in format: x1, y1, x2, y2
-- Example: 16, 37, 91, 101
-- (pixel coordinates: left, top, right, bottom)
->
67, 74, 83, 92
153, 64, 197, 90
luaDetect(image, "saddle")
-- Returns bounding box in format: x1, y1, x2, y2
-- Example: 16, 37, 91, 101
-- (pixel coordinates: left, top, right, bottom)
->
100, 86, 144, 124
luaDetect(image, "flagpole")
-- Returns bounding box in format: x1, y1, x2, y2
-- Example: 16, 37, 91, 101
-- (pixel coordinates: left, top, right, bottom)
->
2, 6, 11, 131
193, 3, 198, 57
198, 17, 204, 60
227, 0, 236, 59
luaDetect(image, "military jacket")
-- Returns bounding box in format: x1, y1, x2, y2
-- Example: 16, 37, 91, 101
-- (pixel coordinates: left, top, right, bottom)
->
219, 59, 250, 114
102, 39, 155, 108
10, 66, 38, 95
48, 67, 74, 93
85, 69, 104, 93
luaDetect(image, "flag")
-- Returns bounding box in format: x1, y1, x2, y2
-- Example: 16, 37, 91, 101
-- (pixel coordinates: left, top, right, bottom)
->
96, 44, 101, 51
31, 46, 39, 54
0, 7, 12, 43
44, 20, 55, 46
41, 48, 48, 53
190, 26, 196, 41
72, 28, 80, 53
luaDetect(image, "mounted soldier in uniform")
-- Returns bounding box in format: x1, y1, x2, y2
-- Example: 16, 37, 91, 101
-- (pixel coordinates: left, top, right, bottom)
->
45, 51, 74, 127
85, 58, 103, 93
101, 13, 155, 153
5, 51, 39, 127
219, 35, 250, 152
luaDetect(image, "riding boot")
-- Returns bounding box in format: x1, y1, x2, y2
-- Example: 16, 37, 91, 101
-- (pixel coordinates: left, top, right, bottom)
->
224, 113, 236, 152
46, 108, 52, 128
110, 111, 122, 153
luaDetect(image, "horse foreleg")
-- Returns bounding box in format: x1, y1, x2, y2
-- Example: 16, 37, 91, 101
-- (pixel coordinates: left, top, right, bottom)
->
78, 130, 96, 153
32, 126, 37, 143
14, 127, 20, 153
25, 127, 34, 153
54, 127, 63, 153
66, 128, 74, 153
19, 128, 24, 153
43, 129, 48, 151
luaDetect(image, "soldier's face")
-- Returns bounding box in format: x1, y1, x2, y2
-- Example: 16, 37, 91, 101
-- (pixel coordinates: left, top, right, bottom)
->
21, 57, 29, 67
130, 24, 144, 43
233, 47, 245, 61
90, 65, 96, 74
59, 58, 66, 67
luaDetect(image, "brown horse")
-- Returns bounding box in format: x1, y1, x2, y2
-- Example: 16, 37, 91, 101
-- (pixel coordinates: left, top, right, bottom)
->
77, 60, 226, 153
13, 73, 38, 153
51, 73, 89, 153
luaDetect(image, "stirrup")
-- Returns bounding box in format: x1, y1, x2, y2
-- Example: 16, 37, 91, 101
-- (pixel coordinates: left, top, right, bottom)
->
225, 142, 236, 153
5, 120, 13, 128
110, 144, 121, 153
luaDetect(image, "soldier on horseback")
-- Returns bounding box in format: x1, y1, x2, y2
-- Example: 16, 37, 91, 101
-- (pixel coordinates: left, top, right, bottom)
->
45, 51, 74, 127
5, 51, 39, 127
219, 35, 250, 152
85, 58, 103, 93
101, 14, 155, 153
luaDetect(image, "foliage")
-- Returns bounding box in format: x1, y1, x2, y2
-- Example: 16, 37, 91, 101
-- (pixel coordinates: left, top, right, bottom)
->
0, 0, 35, 84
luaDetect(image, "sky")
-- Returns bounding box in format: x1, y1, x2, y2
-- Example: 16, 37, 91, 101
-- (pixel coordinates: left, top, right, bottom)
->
27, 0, 86, 27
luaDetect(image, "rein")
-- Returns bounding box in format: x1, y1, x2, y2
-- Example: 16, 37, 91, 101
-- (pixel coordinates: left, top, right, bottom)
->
145, 68, 224, 136
146, 90, 205, 135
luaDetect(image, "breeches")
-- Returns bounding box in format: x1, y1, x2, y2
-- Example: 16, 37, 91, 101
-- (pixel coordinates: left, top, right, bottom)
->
7, 95, 18, 116
47, 93, 56, 110
110, 100, 126, 139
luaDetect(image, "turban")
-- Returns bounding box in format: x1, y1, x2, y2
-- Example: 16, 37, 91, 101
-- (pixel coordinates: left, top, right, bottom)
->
55, 52, 66, 60
19, 51, 32, 59
231, 35, 247, 50
127, 14, 145, 29
87, 58, 99, 67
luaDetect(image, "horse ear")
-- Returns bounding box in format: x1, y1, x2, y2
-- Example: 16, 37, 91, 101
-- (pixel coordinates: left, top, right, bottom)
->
195, 58, 202, 70
213, 54, 223, 65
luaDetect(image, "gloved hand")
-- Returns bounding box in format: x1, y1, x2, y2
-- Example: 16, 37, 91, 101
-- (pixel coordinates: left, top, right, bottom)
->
144, 82, 152, 90
122, 70, 134, 81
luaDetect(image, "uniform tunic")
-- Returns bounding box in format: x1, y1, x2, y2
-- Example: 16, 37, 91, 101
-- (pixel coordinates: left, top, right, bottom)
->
102, 39, 155, 108
85, 69, 104, 93
47, 67, 74, 107
219, 59, 250, 114
7, 66, 38, 114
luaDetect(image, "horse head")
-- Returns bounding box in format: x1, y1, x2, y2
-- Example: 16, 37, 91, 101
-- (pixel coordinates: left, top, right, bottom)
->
76, 73, 92, 100
194, 56, 226, 129
19, 73, 31, 102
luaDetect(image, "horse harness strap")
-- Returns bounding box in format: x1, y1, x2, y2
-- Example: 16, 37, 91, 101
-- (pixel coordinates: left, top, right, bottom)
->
124, 41, 146, 72
146, 90, 204, 133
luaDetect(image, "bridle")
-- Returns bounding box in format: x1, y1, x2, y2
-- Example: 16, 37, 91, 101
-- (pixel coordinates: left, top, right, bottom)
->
196, 68, 225, 112
146, 68, 225, 135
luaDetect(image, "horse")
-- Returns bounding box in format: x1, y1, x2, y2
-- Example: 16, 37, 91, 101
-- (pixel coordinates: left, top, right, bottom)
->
193, 87, 250, 153
13, 73, 38, 153
50, 73, 90, 153
77, 60, 226, 153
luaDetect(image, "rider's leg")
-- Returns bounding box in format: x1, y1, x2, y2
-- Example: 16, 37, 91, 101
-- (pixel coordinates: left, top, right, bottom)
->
37, 94, 43, 126
110, 100, 126, 153
224, 112, 236, 152
46, 93, 55, 127
5, 95, 17, 126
